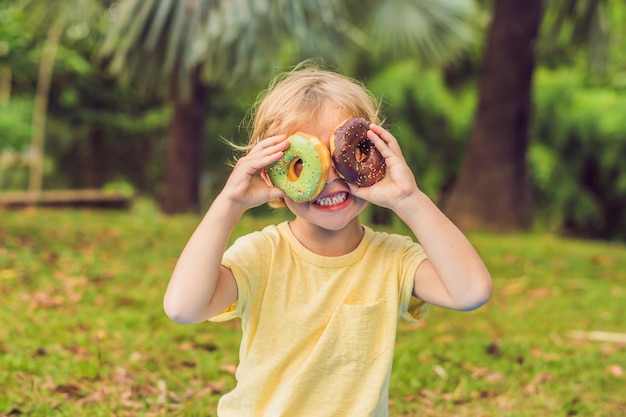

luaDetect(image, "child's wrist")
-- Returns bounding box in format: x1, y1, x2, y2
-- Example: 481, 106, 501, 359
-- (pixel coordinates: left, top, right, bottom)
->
211, 192, 248, 220
392, 189, 430, 218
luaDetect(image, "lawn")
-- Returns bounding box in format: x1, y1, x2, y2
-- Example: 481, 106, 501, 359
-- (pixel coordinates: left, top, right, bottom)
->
1, 200, 624, 416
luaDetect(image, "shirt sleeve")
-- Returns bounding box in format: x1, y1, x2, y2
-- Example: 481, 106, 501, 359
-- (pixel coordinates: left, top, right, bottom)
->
397, 237, 430, 322
208, 229, 271, 322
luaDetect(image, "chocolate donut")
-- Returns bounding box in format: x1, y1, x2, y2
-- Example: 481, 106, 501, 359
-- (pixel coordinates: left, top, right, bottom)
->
330, 118, 386, 186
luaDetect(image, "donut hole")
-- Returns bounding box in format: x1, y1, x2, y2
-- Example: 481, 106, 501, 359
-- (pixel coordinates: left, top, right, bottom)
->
356, 140, 373, 163
287, 158, 304, 181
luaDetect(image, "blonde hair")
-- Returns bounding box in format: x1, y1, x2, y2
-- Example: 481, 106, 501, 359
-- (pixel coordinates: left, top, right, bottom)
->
240, 62, 382, 207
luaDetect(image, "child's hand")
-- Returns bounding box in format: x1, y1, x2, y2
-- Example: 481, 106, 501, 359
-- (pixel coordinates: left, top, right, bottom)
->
220, 135, 288, 211
348, 124, 420, 212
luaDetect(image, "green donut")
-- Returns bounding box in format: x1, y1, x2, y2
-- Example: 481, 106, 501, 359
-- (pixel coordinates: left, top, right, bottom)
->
265, 133, 331, 202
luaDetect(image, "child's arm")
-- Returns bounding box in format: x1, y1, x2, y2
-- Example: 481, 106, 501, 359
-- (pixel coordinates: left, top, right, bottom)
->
352, 125, 492, 311
163, 135, 289, 324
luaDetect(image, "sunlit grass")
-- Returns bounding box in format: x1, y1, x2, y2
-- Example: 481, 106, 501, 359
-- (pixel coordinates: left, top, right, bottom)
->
1, 199, 624, 416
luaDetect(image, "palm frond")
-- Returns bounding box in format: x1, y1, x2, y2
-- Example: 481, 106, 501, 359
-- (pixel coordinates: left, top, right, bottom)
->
100, 0, 219, 98
19, 0, 102, 36
145, 0, 175, 50
99, 0, 481, 95
199, 0, 352, 85
368, 0, 478, 65
540, 0, 614, 77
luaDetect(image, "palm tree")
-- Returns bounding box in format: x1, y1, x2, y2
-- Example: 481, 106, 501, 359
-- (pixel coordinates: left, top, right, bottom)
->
443, 0, 543, 231
99, 0, 352, 214
443, 0, 617, 232
16, 0, 102, 194
99, 0, 479, 214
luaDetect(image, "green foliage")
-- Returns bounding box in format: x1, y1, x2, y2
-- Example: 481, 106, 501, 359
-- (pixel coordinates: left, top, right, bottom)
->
44, 103, 170, 193
347, 0, 479, 66
366, 63, 626, 241
0, 96, 33, 190
1, 206, 624, 416
201, 86, 255, 208
99, 0, 211, 98
99, 0, 348, 96
37, 13, 171, 194
102, 179, 135, 197
531, 68, 626, 239
538, 0, 625, 84
368, 60, 475, 201
99, 0, 481, 95
4, 0, 625, 239
0, 2, 34, 80
0, 97, 32, 151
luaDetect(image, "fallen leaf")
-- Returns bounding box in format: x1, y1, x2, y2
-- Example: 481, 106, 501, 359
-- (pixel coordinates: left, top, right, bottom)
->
156, 380, 167, 405
25, 291, 64, 309
568, 330, 626, 343
433, 364, 448, 379
420, 388, 440, 399
53, 383, 84, 399
500, 280, 527, 295
76, 390, 106, 406
523, 384, 539, 395
590, 254, 612, 266
484, 372, 504, 382
608, 364, 624, 377
219, 364, 237, 374
435, 334, 455, 343
0, 269, 17, 280
533, 373, 554, 384
178, 342, 194, 351
193, 381, 224, 397
529, 287, 552, 298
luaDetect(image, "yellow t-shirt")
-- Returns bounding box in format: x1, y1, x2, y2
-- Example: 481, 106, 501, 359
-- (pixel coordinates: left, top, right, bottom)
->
211, 222, 428, 416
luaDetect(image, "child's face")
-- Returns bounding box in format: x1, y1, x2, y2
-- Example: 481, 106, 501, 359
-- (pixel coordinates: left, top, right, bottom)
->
283, 106, 368, 232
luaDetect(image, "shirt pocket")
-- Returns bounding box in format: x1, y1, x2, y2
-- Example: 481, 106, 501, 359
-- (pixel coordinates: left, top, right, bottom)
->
338, 300, 388, 364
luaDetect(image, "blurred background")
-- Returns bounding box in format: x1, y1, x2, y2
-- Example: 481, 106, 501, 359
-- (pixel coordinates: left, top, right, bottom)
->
1, 0, 625, 241
2, 2, 626, 415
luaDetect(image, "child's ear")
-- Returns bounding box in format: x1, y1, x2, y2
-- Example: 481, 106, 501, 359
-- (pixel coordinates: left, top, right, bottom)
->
260, 168, 273, 187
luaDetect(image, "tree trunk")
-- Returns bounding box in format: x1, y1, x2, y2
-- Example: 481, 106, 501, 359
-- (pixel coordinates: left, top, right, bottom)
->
84, 125, 106, 189
443, 0, 544, 231
161, 70, 209, 214
0, 66, 11, 105
29, 15, 66, 193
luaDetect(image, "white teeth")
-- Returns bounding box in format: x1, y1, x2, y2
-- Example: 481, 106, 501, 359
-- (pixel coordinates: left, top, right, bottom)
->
315, 192, 348, 206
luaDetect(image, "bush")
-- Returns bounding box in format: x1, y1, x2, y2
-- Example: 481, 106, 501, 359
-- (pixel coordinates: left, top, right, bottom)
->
368, 61, 475, 201
531, 68, 626, 240
0, 97, 32, 151
368, 63, 626, 241
0, 98, 34, 190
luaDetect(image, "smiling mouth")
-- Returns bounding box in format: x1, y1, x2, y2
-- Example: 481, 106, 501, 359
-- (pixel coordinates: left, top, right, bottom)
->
314, 192, 349, 207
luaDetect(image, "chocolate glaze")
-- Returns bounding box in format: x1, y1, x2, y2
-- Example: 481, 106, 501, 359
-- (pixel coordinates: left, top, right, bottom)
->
331, 118, 386, 186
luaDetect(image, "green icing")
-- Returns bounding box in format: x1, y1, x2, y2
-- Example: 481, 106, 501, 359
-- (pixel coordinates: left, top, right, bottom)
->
265, 134, 328, 202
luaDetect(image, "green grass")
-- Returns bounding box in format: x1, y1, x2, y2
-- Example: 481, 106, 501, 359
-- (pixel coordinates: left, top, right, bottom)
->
1, 200, 625, 416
